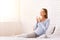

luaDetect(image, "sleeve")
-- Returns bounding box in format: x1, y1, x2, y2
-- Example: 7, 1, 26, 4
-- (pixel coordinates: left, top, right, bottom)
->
33, 23, 38, 30
45, 19, 50, 30
40, 19, 50, 31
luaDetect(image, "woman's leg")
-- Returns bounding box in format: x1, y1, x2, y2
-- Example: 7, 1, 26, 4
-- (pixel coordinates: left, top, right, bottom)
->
20, 32, 38, 38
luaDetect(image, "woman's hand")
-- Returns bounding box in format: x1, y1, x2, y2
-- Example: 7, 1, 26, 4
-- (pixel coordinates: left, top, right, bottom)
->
36, 16, 41, 23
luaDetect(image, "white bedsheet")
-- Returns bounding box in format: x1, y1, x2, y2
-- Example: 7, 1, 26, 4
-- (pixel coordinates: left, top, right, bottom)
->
0, 35, 60, 40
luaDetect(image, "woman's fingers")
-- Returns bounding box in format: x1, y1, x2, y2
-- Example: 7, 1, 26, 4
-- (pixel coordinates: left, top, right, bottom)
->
36, 16, 41, 22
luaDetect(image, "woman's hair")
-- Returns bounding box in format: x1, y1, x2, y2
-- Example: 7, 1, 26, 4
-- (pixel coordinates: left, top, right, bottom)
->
42, 8, 48, 18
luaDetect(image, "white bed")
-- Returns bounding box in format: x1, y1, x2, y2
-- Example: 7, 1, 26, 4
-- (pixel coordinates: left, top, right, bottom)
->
0, 33, 60, 40
0, 35, 60, 40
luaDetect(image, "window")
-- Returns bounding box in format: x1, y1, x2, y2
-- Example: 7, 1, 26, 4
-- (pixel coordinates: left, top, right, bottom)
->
0, 0, 20, 22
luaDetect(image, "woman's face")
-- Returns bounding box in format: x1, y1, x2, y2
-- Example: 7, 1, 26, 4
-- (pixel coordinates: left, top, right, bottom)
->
40, 9, 46, 17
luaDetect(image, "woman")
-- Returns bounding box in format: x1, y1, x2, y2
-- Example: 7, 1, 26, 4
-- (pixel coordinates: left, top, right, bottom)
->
20, 8, 50, 38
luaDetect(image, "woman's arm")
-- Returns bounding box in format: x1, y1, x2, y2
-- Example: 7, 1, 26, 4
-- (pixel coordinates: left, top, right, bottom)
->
33, 17, 39, 30
33, 16, 42, 30
33, 23, 38, 30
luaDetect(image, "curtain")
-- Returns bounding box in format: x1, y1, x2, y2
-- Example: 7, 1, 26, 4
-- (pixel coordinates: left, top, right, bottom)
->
0, 0, 20, 22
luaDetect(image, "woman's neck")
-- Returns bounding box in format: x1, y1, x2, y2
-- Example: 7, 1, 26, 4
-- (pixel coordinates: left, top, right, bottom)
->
41, 16, 47, 22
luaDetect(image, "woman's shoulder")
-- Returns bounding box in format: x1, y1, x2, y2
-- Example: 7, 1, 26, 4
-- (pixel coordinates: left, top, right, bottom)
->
47, 18, 50, 21
46, 18, 50, 22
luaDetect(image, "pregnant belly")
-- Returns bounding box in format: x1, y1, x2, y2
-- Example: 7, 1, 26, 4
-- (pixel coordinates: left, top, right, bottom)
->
34, 24, 45, 36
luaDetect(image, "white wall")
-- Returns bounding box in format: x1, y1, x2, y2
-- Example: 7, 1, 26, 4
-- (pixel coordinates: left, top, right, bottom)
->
0, 22, 22, 36
20, 0, 60, 35
20, 0, 34, 33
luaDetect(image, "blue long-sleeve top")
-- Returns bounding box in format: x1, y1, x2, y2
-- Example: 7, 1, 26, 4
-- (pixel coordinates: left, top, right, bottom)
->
34, 19, 50, 36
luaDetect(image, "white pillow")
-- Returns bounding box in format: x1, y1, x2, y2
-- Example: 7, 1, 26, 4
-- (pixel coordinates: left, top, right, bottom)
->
46, 24, 55, 35
38, 24, 56, 38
